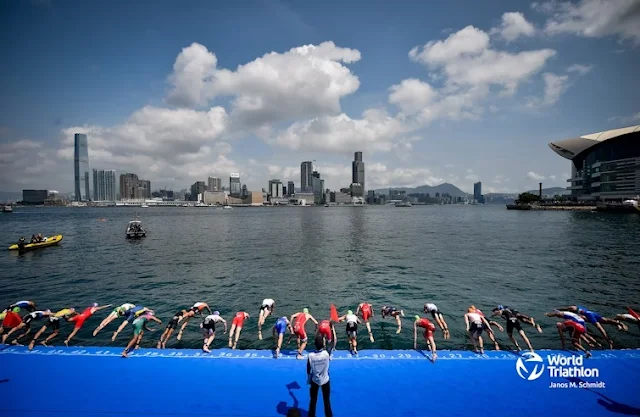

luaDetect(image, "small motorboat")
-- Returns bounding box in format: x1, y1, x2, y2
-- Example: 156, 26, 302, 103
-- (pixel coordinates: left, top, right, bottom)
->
223, 205, 233, 209
8, 234, 63, 251
2, 205, 12, 213
141, 204, 149, 208
126, 220, 146, 239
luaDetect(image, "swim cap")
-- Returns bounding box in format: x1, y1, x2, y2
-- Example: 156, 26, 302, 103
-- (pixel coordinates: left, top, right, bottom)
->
347, 310, 353, 315
214, 311, 220, 316
415, 315, 420, 321
92, 302, 98, 307
45, 309, 51, 313
497, 305, 504, 310
303, 308, 309, 314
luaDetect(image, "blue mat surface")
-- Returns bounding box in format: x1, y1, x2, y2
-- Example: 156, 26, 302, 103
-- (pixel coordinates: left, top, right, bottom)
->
1, 346, 640, 417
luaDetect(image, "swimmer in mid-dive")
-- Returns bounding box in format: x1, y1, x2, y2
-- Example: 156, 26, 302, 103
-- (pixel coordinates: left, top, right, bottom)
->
381, 306, 404, 334
464, 307, 493, 354
28, 308, 77, 350
229, 311, 250, 349
2, 310, 52, 345
492, 306, 535, 352
272, 316, 293, 358
615, 310, 640, 331
121, 312, 162, 358
176, 302, 212, 341
3, 300, 36, 314
0, 307, 23, 336
546, 310, 600, 347
65, 303, 111, 346
555, 320, 592, 358
93, 303, 135, 336
290, 308, 318, 359
356, 302, 375, 343
471, 306, 503, 350
258, 298, 275, 340
157, 309, 190, 348
423, 303, 450, 339
316, 319, 337, 355
494, 305, 542, 333
338, 310, 360, 354
413, 315, 437, 362
201, 311, 227, 353
111, 305, 151, 341
556, 305, 626, 348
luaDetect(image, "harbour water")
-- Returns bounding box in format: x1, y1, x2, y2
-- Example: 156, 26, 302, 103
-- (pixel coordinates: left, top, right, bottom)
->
1, 205, 639, 350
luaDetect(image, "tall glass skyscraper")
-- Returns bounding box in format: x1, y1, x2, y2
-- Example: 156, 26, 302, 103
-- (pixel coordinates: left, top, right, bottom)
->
93, 169, 116, 201
351, 151, 365, 197
300, 161, 313, 192
229, 173, 241, 197
74, 133, 90, 201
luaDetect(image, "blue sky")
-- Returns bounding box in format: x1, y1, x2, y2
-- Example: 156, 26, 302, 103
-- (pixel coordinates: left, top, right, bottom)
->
0, 0, 638, 194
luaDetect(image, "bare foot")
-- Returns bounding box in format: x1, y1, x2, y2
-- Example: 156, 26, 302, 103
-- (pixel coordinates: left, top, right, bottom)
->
494, 344, 501, 351
40, 341, 48, 347
121, 351, 128, 358
203, 345, 210, 353
93, 329, 100, 337
28, 341, 35, 350
64, 340, 69, 346
432, 353, 437, 362
111, 333, 117, 342
396, 328, 401, 334
369, 334, 374, 343
228, 339, 233, 348
176, 332, 182, 341
275, 348, 280, 358
585, 351, 592, 358
480, 348, 484, 354
536, 324, 542, 333
297, 353, 303, 360
157, 342, 162, 349
258, 331, 263, 340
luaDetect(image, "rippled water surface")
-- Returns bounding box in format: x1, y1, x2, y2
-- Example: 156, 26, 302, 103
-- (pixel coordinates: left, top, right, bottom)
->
1, 205, 639, 350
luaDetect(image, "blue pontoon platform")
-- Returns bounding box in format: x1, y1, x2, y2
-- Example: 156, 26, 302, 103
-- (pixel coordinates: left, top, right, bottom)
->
1, 346, 639, 416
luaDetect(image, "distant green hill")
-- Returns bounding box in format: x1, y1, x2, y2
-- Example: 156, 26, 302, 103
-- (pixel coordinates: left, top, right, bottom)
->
374, 182, 468, 197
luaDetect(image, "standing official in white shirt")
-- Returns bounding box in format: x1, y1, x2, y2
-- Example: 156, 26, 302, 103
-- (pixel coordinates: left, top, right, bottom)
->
307, 334, 333, 417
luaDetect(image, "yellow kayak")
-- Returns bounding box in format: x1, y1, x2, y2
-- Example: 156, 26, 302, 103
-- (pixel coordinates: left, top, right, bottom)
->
8, 235, 63, 251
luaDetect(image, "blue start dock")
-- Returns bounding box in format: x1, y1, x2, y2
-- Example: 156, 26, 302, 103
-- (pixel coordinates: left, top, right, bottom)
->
1, 346, 639, 416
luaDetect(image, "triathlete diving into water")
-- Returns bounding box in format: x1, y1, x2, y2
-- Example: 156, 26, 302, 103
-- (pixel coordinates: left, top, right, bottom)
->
464, 307, 494, 354
356, 302, 375, 343
316, 319, 337, 355
494, 305, 542, 333
272, 316, 293, 358
471, 306, 503, 350
229, 311, 250, 349
175, 302, 212, 341
257, 298, 275, 340
615, 307, 640, 331
545, 310, 600, 347
2, 310, 52, 345
64, 303, 111, 346
93, 303, 135, 337
28, 308, 77, 350
290, 308, 318, 359
556, 305, 627, 348
3, 300, 36, 314
491, 306, 535, 352
555, 319, 592, 358
201, 311, 227, 353
423, 303, 450, 339
121, 312, 162, 358
413, 315, 437, 362
380, 306, 404, 334
157, 308, 190, 348
338, 310, 360, 354
111, 305, 151, 341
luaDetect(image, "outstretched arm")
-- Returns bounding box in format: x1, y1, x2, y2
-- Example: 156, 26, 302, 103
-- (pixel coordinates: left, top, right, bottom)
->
221, 318, 228, 333
413, 323, 417, 349
309, 315, 318, 326
482, 317, 494, 333
464, 315, 470, 332
96, 305, 112, 311
205, 304, 212, 315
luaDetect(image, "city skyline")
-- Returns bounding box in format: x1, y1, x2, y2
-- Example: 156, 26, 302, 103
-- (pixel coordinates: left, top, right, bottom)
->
1, 1, 638, 195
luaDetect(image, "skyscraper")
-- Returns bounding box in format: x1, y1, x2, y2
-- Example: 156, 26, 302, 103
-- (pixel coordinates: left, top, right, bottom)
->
287, 181, 295, 196
300, 161, 313, 193
208, 176, 222, 191
93, 169, 116, 201
74, 133, 90, 201
351, 151, 365, 197
120, 173, 139, 200
269, 179, 284, 198
473, 181, 484, 204
229, 173, 241, 197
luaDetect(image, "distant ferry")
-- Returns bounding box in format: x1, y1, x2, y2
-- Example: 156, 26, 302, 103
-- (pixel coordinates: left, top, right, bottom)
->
395, 202, 412, 207
2, 205, 12, 213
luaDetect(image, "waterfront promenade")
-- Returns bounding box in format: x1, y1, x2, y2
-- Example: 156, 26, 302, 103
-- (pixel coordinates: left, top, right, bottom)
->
1, 346, 639, 417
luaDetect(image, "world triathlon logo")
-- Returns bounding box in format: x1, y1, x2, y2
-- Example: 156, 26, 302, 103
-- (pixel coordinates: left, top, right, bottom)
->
515, 352, 545, 381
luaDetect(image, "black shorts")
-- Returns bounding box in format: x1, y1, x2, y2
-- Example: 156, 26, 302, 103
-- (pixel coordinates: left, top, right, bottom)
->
46, 317, 60, 331
346, 322, 357, 337
260, 304, 272, 312
430, 310, 441, 319
482, 322, 489, 331
22, 316, 35, 327
470, 322, 483, 336
166, 316, 180, 330
506, 318, 522, 334
202, 321, 216, 331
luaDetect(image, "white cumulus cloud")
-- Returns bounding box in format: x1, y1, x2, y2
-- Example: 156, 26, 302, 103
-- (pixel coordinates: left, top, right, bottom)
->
491, 12, 537, 41
539, 0, 640, 44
